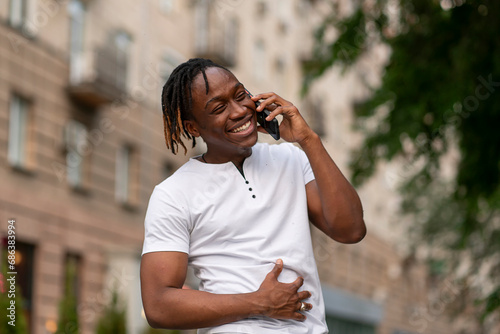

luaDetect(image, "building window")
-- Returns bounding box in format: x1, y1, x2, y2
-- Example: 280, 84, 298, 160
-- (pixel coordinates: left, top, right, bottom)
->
322, 286, 383, 334
106, 251, 142, 334
305, 98, 326, 138
64, 120, 88, 189
68, 0, 86, 84
160, 51, 182, 82
193, 1, 237, 66
9, 0, 28, 28
253, 40, 266, 82
326, 315, 376, 334
194, 0, 209, 54
65, 254, 80, 301
256, 0, 267, 16
114, 31, 132, 91
275, 58, 287, 94
115, 145, 138, 206
91, 30, 131, 100
64, 254, 80, 304
116, 146, 130, 203
8, 94, 32, 169
276, 0, 291, 34
223, 17, 238, 65
55, 253, 81, 334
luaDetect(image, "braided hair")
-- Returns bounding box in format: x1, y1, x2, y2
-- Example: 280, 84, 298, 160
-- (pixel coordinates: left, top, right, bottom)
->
161, 58, 229, 154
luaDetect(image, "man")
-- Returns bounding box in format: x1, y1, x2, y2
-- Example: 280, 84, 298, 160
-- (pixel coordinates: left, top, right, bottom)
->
141, 58, 366, 333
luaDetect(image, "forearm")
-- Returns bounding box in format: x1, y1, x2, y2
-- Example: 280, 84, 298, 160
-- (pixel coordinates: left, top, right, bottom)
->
145, 287, 264, 329
299, 133, 366, 242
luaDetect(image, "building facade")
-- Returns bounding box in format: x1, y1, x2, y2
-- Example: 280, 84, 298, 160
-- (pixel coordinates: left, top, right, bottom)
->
0, 1, 453, 333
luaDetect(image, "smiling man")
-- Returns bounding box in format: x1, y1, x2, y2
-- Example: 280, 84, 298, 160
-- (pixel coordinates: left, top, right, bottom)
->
140, 58, 366, 333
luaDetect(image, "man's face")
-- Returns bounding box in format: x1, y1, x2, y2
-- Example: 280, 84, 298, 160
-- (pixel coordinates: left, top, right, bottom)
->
185, 67, 258, 157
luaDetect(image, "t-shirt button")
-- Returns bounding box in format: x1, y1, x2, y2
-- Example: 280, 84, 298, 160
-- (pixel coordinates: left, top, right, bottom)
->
245, 181, 249, 184
252, 195, 256, 198
248, 188, 252, 191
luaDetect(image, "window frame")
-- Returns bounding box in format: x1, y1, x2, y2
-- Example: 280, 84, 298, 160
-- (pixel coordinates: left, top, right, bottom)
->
253, 40, 266, 82
8, 94, 34, 171
64, 120, 89, 190
8, 0, 28, 28
115, 144, 139, 208
68, 0, 87, 84
326, 314, 377, 334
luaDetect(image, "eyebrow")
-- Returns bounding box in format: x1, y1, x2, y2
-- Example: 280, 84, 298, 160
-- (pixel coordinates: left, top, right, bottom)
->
205, 82, 244, 110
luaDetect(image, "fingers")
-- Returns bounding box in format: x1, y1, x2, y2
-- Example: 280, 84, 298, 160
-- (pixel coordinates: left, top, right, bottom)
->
269, 259, 283, 279
251, 91, 279, 102
291, 302, 312, 321
291, 275, 305, 290
297, 290, 312, 301
260, 259, 314, 322
265, 105, 297, 122
258, 102, 278, 112
293, 311, 307, 321
252, 93, 299, 124
303, 302, 313, 311
267, 262, 308, 294
251, 92, 291, 112
297, 301, 313, 312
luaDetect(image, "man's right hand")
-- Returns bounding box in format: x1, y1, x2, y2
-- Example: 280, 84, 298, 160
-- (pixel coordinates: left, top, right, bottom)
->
253, 259, 313, 321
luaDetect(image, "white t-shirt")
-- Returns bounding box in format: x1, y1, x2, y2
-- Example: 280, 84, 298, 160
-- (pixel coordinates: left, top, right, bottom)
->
142, 143, 328, 334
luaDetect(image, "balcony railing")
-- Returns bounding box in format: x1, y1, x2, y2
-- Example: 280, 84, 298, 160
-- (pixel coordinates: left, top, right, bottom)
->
68, 45, 128, 108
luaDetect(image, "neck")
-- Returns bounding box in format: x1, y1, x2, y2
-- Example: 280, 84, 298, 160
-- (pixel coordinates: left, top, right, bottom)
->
203, 147, 252, 168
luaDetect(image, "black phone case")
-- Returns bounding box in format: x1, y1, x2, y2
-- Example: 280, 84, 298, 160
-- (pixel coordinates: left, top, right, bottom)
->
245, 89, 280, 140
254, 100, 280, 140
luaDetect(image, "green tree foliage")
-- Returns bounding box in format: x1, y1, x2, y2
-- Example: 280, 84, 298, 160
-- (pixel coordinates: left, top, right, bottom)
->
56, 255, 79, 334
95, 289, 127, 334
304, 0, 499, 325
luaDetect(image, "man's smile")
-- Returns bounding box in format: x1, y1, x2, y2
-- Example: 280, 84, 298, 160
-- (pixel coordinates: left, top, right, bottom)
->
227, 113, 257, 137
229, 120, 252, 133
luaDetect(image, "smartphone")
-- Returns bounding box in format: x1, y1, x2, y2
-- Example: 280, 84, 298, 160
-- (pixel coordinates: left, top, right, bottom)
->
245, 89, 280, 140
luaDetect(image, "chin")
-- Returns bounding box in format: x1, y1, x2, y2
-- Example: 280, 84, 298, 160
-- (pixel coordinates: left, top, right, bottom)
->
227, 130, 258, 147
246, 132, 259, 147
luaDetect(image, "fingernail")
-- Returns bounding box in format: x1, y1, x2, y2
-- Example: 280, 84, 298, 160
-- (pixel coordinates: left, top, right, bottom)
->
276, 259, 282, 265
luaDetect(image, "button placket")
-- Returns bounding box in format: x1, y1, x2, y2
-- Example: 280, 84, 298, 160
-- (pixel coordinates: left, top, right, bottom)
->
245, 179, 256, 199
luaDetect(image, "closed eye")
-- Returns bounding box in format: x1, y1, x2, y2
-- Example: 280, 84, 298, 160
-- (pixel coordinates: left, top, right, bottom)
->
212, 104, 226, 114
235, 91, 246, 101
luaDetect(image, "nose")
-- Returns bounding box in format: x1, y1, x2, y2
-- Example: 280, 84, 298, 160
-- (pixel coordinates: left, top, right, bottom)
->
228, 99, 247, 120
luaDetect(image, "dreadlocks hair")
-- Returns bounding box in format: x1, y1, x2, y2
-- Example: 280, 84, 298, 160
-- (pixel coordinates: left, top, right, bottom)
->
161, 58, 230, 155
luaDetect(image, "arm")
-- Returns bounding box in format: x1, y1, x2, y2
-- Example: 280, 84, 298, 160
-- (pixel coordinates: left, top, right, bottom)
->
302, 137, 366, 243
252, 93, 366, 244
140, 252, 312, 329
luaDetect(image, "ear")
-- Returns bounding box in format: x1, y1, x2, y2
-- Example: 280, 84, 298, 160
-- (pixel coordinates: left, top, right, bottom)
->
184, 120, 201, 138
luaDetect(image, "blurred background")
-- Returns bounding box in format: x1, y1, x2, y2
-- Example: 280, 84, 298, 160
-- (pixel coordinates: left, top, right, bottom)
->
0, 0, 498, 333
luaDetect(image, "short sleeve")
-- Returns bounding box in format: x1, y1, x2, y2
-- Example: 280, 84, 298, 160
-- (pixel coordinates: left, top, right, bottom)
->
289, 144, 315, 185
142, 185, 191, 255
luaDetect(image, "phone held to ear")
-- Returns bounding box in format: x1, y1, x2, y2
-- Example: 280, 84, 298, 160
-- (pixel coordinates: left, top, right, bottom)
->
245, 89, 280, 140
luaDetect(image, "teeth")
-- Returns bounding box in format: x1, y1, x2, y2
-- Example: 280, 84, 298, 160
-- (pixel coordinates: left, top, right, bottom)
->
231, 121, 251, 133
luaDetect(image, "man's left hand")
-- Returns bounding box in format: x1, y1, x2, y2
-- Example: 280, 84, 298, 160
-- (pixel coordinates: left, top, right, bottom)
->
251, 92, 316, 145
